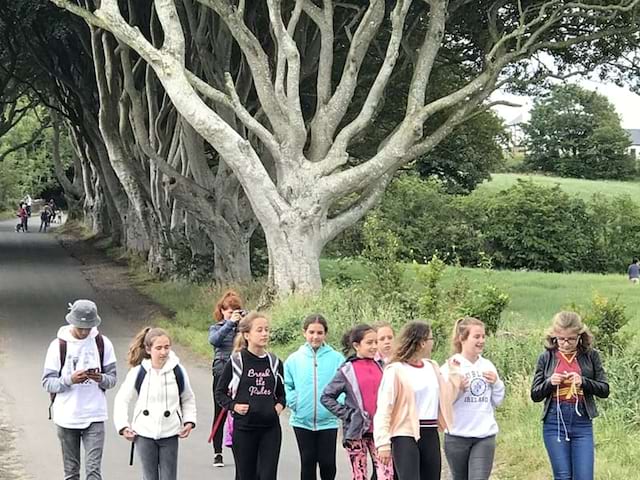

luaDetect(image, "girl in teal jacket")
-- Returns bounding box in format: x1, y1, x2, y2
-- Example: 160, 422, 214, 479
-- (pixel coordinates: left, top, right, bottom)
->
284, 314, 345, 480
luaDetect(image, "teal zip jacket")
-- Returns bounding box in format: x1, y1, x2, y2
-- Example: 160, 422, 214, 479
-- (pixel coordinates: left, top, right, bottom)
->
284, 343, 345, 431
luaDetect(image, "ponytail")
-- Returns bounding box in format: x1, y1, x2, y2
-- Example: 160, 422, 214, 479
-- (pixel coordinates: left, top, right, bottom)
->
341, 324, 374, 356
127, 326, 171, 367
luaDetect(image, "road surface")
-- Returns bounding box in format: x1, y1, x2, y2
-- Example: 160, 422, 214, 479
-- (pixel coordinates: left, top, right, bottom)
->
0, 218, 354, 479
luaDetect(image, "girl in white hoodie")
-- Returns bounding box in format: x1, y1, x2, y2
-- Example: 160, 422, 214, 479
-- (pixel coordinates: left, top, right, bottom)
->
441, 317, 505, 480
114, 327, 197, 480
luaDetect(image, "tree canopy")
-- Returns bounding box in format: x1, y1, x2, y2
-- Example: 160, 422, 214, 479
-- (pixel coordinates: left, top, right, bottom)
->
1, 0, 635, 294
524, 84, 635, 179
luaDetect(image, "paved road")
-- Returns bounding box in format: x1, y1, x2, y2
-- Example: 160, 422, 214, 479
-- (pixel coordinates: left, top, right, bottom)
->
0, 218, 353, 479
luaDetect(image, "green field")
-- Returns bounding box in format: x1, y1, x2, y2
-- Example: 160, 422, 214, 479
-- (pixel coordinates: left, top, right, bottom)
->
478, 172, 640, 200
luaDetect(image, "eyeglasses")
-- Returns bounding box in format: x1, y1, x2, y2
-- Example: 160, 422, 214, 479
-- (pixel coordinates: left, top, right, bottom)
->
425, 337, 434, 342
555, 336, 578, 344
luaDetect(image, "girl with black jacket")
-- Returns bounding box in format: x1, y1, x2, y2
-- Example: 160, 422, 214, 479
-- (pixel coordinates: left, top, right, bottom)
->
208, 290, 244, 467
530, 311, 609, 480
215, 311, 285, 480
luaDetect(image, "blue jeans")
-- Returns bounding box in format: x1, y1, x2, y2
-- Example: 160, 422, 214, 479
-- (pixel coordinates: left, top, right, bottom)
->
542, 402, 594, 480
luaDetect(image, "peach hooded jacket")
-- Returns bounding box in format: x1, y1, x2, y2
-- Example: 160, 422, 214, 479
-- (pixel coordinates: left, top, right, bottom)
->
374, 359, 461, 452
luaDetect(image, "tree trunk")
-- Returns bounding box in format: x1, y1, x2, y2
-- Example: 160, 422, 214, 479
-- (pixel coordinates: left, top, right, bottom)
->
264, 224, 323, 295
212, 228, 252, 285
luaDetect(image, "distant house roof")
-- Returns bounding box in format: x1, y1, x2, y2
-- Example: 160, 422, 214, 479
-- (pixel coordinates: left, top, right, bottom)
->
627, 129, 640, 146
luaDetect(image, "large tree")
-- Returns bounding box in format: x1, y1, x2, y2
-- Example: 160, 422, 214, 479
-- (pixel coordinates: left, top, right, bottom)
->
524, 83, 635, 179
49, 0, 640, 294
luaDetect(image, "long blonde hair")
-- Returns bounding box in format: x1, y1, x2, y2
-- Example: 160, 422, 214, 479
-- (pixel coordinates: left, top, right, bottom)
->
127, 327, 171, 367
544, 311, 593, 352
233, 311, 269, 352
451, 316, 485, 354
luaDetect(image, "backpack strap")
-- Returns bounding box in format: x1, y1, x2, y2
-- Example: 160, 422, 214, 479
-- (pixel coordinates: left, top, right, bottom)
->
228, 351, 243, 399
48, 339, 68, 419
173, 365, 185, 396
134, 365, 147, 395
267, 352, 282, 398
95, 334, 105, 371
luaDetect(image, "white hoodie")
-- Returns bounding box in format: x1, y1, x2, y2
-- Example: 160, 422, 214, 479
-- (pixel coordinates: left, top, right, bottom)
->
42, 326, 117, 428
113, 351, 197, 440
440, 354, 505, 438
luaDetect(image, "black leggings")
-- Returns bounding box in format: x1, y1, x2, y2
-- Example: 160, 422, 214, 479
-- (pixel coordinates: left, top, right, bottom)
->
211, 374, 225, 454
392, 428, 441, 480
232, 423, 282, 480
293, 427, 338, 480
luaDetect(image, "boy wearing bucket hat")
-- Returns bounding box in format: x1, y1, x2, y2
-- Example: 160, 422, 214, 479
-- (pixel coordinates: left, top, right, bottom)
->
42, 299, 117, 480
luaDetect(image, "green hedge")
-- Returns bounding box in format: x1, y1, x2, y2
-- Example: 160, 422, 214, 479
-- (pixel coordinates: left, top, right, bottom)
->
327, 175, 640, 274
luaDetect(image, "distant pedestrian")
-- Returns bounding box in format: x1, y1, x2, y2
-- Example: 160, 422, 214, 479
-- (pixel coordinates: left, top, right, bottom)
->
373, 321, 461, 480
17, 202, 28, 232
321, 324, 393, 480
114, 327, 196, 480
23, 194, 32, 216
42, 299, 118, 480
49, 199, 58, 223
441, 317, 505, 480
531, 311, 609, 480
215, 312, 285, 480
208, 289, 245, 468
40, 206, 52, 232
285, 314, 345, 480
628, 258, 639, 284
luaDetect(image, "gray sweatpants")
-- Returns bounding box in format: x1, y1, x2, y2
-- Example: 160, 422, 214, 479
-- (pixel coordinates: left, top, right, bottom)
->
56, 422, 105, 480
444, 434, 496, 480
136, 435, 179, 480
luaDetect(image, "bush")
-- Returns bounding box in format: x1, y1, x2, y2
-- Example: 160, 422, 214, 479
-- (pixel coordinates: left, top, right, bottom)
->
481, 180, 593, 272
584, 294, 630, 356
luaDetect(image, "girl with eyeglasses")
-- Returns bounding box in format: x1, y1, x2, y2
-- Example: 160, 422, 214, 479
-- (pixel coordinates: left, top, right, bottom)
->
441, 317, 505, 480
373, 321, 462, 480
531, 311, 609, 480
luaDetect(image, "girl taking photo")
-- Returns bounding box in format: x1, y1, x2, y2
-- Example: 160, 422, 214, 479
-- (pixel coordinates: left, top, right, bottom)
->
374, 321, 460, 480
208, 289, 244, 467
321, 324, 394, 480
284, 314, 345, 480
114, 327, 196, 480
531, 311, 609, 480
215, 312, 285, 480
441, 317, 505, 480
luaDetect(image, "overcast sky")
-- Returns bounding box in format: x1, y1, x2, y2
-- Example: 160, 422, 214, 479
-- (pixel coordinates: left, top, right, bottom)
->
492, 81, 640, 129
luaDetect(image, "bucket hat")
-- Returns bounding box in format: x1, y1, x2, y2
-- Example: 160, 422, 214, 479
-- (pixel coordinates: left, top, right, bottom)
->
66, 299, 102, 328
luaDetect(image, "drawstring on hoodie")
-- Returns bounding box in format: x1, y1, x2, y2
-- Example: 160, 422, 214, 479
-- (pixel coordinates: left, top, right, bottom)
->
142, 368, 172, 418
555, 379, 582, 443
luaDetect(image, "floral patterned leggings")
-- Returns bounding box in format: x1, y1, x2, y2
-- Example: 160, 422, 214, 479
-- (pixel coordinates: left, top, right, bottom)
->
346, 435, 394, 480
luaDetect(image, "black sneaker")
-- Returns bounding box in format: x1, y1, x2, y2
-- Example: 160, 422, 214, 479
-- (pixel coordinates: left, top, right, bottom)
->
213, 454, 224, 467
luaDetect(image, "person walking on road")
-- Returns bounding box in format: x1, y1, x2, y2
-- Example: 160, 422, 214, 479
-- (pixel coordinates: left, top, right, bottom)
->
215, 312, 286, 480
42, 299, 118, 480
17, 202, 28, 232
209, 289, 245, 467
322, 324, 394, 480
40, 205, 53, 232
285, 314, 345, 480
441, 317, 505, 480
114, 327, 196, 480
374, 321, 461, 480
